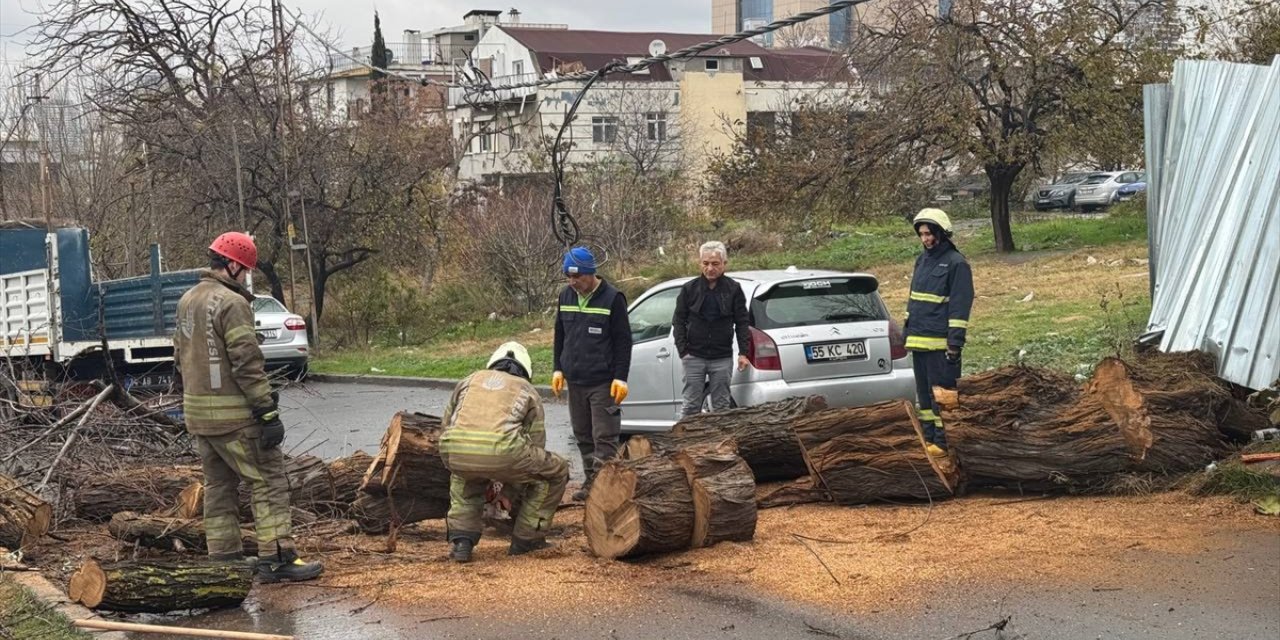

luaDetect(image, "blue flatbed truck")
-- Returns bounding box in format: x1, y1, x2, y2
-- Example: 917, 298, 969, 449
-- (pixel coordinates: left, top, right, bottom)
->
0, 225, 200, 390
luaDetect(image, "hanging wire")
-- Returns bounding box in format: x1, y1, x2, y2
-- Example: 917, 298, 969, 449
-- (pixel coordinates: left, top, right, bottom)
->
549, 62, 621, 247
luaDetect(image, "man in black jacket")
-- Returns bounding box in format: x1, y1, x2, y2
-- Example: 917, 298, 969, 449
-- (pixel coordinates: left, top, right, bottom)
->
672, 241, 751, 418
551, 246, 632, 501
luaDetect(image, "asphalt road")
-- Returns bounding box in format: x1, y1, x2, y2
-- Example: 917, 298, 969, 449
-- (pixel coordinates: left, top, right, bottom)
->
277, 380, 587, 481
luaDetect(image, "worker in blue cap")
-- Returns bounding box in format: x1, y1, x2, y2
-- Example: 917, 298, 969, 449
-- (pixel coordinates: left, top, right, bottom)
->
551, 246, 632, 500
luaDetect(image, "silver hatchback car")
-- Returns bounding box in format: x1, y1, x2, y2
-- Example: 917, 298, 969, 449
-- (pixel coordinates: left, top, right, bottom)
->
622, 268, 916, 432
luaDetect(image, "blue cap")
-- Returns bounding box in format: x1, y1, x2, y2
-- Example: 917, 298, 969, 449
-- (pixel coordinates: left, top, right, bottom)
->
563, 247, 597, 275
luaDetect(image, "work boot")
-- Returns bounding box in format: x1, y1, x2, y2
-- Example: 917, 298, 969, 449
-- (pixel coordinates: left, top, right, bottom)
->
449, 538, 475, 563
925, 443, 950, 459
571, 476, 593, 502
508, 537, 552, 556
256, 550, 323, 584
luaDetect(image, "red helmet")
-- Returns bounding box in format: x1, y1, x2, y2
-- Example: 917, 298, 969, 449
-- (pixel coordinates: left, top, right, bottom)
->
209, 232, 258, 270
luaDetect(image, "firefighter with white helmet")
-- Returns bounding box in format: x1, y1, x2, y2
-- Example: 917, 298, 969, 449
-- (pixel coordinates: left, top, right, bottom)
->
905, 209, 974, 459
439, 341, 569, 562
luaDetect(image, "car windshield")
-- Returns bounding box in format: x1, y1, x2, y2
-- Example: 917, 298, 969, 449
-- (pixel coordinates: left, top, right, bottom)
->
752, 278, 885, 329
252, 296, 288, 314
1081, 174, 1112, 185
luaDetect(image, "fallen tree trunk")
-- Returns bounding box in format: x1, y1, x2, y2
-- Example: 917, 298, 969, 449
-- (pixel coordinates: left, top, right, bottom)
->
585, 455, 694, 560
74, 466, 202, 522
327, 451, 374, 507
352, 413, 450, 533
0, 473, 52, 549
107, 511, 257, 555
174, 455, 346, 520
756, 476, 831, 509
68, 558, 252, 613
673, 441, 756, 547
792, 401, 953, 504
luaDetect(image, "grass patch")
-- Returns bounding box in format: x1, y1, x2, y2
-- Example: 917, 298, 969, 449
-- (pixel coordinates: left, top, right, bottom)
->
0, 575, 92, 640
314, 343, 556, 386
1190, 462, 1280, 503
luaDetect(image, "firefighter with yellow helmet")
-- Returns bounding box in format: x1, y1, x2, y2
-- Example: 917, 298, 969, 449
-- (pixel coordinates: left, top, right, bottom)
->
439, 342, 569, 562
905, 209, 974, 458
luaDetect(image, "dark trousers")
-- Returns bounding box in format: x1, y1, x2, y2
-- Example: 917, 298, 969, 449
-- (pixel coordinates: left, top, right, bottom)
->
568, 381, 621, 480
911, 350, 960, 448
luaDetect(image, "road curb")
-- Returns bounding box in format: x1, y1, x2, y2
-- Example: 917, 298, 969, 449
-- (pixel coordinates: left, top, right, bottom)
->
8, 570, 128, 639
307, 372, 560, 399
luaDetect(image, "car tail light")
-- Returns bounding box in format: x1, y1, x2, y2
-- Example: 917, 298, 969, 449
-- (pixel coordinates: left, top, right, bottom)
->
745, 327, 782, 371
888, 318, 908, 360
284, 318, 307, 331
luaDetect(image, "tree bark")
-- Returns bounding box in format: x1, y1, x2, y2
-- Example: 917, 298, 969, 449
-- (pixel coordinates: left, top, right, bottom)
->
68, 558, 252, 613
985, 163, 1022, 253
656, 396, 826, 482
584, 455, 695, 560
173, 455, 342, 521
327, 451, 374, 507
107, 511, 257, 555
0, 473, 52, 550
792, 401, 953, 504
673, 441, 757, 547
349, 493, 450, 535
74, 466, 203, 522
756, 476, 831, 509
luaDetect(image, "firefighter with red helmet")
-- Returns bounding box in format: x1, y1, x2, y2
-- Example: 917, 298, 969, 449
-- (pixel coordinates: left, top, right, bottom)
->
173, 232, 322, 583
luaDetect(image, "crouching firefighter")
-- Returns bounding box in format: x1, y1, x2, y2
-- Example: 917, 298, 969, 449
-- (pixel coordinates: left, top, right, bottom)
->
905, 209, 974, 459
174, 232, 323, 583
440, 342, 570, 562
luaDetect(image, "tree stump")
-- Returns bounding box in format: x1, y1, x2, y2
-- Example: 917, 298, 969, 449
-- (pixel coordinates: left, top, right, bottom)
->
584, 455, 694, 559
107, 511, 257, 555
673, 441, 757, 547
0, 473, 51, 549
68, 558, 252, 613
792, 401, 952, 504
653, 396, 826, 482
74, 466, 202, 522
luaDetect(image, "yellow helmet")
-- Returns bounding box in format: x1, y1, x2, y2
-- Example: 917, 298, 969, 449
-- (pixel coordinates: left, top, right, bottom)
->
487, 341, 533, 379
913, 208, 953, 234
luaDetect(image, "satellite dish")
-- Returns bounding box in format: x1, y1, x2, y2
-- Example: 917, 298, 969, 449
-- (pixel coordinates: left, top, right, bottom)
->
648, 39, 667, 57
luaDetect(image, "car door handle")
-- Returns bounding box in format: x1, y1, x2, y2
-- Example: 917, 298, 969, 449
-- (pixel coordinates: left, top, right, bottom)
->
656, 348, 670, 360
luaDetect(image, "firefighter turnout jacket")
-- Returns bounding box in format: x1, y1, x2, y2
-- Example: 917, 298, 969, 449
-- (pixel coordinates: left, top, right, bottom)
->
905, 240, 974, 352
174, 270, 275, 435
438, 369, 547, 472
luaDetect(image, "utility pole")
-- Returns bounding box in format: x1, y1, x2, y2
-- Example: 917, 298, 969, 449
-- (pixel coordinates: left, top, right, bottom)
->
231, 121, 247, 231
29, 75, 51, 234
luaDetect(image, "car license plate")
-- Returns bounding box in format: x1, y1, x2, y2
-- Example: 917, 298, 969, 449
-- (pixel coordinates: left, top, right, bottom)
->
257, 329, 280, 340
805, 340, 867, 362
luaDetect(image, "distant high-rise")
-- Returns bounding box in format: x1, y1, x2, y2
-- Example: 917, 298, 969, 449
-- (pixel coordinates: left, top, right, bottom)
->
712, 0, 861, 48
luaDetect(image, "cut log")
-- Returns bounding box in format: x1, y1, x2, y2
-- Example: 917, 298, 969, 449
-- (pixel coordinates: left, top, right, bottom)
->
584, 455, 694, 559
68, 558, 252, 613
107, 511, 257, 555
352, 412, 450, 532
756, 476, 831, 509
655, 396, 826, 482
74, 465, 202, 522
792, 401, 953, 504
0, 473, 51, 549
673, 441, 756, 547
327, 451, 374, 506
621, 436, 653, 460
174, 455, 348, 521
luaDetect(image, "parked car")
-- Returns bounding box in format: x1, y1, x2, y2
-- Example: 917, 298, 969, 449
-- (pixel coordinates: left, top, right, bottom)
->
252, 295, 309, 378
1073, 171, 1144, 211
1033, 172, 1093, 211
1116, 176, 1147, 200
621, 268, 916, 433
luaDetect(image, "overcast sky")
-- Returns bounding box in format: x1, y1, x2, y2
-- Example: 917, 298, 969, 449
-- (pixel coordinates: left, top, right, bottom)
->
1, 0, 712, 63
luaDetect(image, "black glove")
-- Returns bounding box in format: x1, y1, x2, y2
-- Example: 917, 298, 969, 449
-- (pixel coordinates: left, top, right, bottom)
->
945, 348, 961, 363
254, 405, 285, 450
270, 390, 280, 407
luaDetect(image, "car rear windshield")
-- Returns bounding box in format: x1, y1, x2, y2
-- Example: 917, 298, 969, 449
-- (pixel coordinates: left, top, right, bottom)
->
1081, 174, 1112, 185
253, 297, 288, 313
751, 277, 886, 330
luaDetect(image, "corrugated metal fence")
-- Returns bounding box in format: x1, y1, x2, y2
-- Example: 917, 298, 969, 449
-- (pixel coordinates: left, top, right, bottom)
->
1143, 57, 1280, 390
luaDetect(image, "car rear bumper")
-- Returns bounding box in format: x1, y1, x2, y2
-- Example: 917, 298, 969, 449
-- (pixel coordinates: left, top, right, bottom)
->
731, 365, 917, 410
261, 339, 309, 369
1074, 192, 1112, 205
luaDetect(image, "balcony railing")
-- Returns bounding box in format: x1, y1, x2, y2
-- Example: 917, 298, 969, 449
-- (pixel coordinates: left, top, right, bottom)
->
327, 42, 448, 73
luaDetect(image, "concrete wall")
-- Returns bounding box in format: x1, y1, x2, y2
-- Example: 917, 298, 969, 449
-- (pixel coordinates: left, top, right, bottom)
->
678, 69, 746, 175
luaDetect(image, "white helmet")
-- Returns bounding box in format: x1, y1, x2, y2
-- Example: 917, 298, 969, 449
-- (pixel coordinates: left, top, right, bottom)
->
487, 341, 533, 379
913, 208, 954, 235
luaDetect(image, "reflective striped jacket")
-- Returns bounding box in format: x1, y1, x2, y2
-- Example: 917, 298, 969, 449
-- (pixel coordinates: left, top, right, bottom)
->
173, 271, 274, 436
904, 241, 973, 352
553, 280, 632, 386
438, 370, 546, 472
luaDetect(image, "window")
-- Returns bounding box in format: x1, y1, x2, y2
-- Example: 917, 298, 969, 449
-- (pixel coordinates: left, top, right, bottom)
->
464, 34, 476, 41
513, 60, 524, 76
646, 113, 667, 142
751, 277, 886, 330
1081, 174, 1111, 185
479, 133, 492, 152
592, 116, 618, 144
629, 288, 681, 343
749, 56, 764, 70
510, 132, 523, 150
253, 296, 288, 314
705, 59, 719, 71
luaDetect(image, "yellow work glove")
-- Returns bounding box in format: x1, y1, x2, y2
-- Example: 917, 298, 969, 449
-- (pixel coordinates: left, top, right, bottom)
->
610, 379, 629, 405
551, 371, 565, 398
